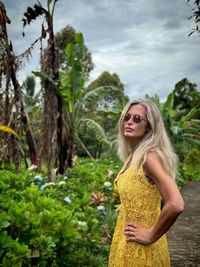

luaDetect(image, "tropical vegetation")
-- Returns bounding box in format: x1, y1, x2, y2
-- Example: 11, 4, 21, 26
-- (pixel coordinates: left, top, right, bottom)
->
0, 0, 199, 266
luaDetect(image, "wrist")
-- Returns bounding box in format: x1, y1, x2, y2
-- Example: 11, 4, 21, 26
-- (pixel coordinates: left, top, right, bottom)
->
149, 226, 156, 244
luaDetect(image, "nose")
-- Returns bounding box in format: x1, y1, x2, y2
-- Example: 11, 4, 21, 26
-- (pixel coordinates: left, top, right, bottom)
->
127, 118, 133, 124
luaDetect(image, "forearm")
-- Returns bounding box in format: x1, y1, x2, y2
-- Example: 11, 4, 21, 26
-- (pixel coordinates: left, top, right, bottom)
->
150, 202, 184, 243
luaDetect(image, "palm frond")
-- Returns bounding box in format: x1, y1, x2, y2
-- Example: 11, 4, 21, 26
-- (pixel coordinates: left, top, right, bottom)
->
75, 134, 94, 159
179, 107, 197, 126
81, 118, 110, 145
183, 133, 200, 140
162, 92, 174, 111
32, 71, 58, 89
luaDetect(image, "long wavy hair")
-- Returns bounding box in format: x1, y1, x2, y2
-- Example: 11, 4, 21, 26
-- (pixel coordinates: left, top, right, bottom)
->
117, 99, 178, 179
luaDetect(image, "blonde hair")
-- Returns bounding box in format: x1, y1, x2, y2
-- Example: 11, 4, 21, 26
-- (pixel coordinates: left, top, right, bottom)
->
117, 99, 178, 179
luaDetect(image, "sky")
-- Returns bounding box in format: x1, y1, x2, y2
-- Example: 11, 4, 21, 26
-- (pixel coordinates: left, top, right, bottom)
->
4, 0, 200, 101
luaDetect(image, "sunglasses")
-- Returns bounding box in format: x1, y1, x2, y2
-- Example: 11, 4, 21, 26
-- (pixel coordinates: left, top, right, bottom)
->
124, 113, 145, 124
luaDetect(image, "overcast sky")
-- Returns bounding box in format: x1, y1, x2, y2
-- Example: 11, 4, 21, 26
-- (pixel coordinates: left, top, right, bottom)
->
4, 0, 200, 101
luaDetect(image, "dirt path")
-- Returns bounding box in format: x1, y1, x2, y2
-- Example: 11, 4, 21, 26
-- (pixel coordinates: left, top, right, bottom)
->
167, 182, 200, 267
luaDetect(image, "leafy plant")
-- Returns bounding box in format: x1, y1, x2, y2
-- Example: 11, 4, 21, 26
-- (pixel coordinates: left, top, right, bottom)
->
34, 32, 119, 170
146, 92, 200, 161
0, 157, 121, 266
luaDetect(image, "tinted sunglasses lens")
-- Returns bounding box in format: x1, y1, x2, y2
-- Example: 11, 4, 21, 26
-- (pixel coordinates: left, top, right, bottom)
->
133, 115, 142, 123
124, 114, 143, 123
124, 114, 131, 121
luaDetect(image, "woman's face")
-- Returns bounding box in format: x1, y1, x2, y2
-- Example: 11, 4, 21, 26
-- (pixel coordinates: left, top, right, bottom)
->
123, 104, 149, 146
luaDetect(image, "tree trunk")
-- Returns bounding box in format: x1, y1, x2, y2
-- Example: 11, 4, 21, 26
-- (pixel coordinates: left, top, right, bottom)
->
10, 65, 39, 166
66, 129, 74, 168
57, 99, 66, 174
0, 2, 38, 168
40, 11, 63, 179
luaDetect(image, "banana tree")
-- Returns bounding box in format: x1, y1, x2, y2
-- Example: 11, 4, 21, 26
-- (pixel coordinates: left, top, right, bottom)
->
34, 32, 120, 173
22, 0, 62, 179
159, 92, 199, 160
58, 33, 122, 171
161, 92, 197, 137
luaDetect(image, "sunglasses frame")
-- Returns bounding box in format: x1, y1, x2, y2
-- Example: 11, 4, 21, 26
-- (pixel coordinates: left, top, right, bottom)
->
123, 113, 145, 124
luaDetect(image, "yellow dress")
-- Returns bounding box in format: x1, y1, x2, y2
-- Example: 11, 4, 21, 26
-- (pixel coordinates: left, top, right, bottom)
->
108, 154, 170, 267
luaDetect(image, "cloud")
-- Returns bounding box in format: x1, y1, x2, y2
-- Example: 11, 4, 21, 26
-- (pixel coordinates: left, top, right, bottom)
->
4, 0, 200, 100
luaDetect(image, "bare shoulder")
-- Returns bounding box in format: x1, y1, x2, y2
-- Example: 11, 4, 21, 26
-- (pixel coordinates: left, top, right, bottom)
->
143, 152, 184, 208
143, 151, 169, 184
143, 151, 163, 171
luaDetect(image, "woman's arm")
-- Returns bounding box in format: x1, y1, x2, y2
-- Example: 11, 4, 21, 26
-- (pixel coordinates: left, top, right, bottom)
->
124, 152, 184, 245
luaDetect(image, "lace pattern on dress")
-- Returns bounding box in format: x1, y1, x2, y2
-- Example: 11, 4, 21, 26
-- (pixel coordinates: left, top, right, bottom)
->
108, 154, 170, 267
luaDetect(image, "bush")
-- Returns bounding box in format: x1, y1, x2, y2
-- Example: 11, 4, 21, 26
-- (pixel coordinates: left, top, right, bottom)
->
177, 148, 200, 186
0, 157, 121, 266
184, 148, 200, 168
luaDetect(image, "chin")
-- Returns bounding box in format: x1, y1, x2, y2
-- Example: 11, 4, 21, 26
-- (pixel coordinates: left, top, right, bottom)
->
124, 133, 135, 138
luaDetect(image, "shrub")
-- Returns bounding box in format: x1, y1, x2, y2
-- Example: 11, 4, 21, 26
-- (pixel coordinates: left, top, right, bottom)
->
0, 157, 121, 266
184, 148, 200, 168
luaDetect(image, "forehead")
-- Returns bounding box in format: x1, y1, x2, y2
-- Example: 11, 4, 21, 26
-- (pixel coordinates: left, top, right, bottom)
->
127, 104, 147, 117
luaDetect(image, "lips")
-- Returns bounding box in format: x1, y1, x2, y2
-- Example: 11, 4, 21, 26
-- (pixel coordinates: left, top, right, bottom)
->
125, 127, 134, 131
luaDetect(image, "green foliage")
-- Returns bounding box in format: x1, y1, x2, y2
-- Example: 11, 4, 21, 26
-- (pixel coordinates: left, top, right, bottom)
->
57, 33, 122, 158
54, 25, 94, 77
60, 32, 86, 114
160, 92, 197, 137
81, 118, 110, 146
173, 78, 200, 119
33, 31, 123, 164
184, 148, 200, 167
21, 75, 41, 114
146, 89, 200, 186
178, 164, 200, 187
76, 71, 129, 157
87, 71, 128, 108
86, 71, 128, 133
0, 157, 121, 266
146, 89, 200, 162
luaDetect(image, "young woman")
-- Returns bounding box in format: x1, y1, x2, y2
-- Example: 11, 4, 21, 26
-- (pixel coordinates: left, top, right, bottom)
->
108, 99, 184, 267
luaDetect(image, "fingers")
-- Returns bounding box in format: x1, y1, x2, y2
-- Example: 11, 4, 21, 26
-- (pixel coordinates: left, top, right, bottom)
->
124, 224, 138, 232
124, 223, 138, 232
124, 224, 138, 237
124, 223, 151, 245
124, 229, 135, 237
126, 222, 138, 228
124, 226, 135, 231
